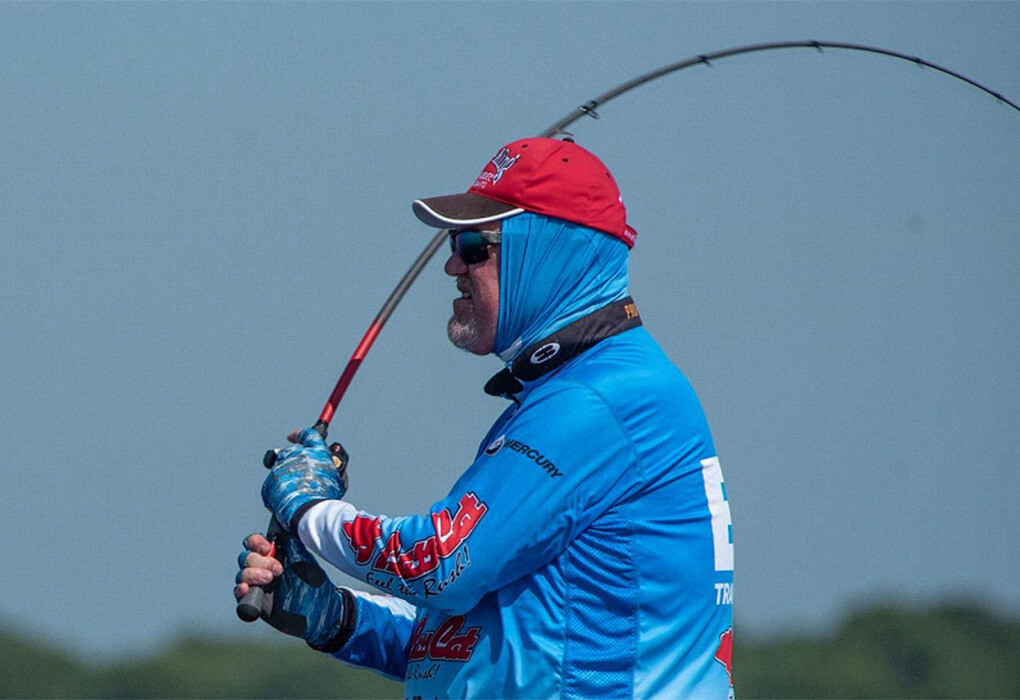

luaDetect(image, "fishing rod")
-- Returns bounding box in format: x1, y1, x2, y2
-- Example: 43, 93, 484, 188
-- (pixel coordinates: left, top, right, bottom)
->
310, 40, 1020, 440
237, 40, 1018, 623
540, 40, 1019, 138
236, 229, 448, 622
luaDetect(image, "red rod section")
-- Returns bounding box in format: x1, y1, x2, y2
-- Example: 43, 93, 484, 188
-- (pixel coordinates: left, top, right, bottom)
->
318, 321, 383, 426
313, 228, 449, 433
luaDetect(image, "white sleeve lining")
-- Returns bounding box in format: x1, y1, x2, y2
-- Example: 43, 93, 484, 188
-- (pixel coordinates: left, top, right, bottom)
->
297, 500, 361, 575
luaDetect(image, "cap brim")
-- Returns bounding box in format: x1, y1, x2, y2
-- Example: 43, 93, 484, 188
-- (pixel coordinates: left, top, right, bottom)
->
413, 193, 524, 229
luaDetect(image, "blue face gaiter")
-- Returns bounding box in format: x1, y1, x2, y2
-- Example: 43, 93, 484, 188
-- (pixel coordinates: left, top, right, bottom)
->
494, 212, 630, 363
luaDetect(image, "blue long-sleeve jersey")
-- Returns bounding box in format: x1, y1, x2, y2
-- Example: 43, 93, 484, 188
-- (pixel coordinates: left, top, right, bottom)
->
298, 301, 735, 698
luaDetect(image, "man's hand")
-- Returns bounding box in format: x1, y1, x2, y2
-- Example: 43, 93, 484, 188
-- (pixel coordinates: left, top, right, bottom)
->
261, 427, 347, 534
234, 532, 352, 651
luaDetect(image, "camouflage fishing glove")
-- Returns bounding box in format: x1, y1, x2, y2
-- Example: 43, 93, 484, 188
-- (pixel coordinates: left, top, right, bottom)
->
261, 427, 347, 535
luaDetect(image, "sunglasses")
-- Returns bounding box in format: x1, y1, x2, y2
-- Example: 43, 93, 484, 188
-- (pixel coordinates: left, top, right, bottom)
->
447, 229, 502, 265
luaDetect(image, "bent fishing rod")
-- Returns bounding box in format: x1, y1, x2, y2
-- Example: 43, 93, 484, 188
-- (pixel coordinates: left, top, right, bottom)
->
296, 39, 1020, 441
237, 40, 1018, 622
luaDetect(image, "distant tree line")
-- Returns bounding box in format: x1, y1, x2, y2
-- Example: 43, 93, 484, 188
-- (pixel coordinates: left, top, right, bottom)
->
2, 600, 1017, 698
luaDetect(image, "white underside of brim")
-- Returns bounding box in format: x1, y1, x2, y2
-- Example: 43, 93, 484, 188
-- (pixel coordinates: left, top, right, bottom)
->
412, 199, 525, 228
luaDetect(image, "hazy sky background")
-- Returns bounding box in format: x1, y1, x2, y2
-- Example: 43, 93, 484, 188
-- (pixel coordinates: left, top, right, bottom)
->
2, 2, 1018, 658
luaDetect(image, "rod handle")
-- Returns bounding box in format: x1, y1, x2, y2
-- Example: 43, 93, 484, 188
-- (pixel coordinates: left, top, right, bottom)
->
235, 517, 285, 622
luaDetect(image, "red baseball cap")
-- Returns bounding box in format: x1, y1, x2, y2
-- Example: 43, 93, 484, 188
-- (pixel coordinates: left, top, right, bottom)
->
413, 137, 637, 247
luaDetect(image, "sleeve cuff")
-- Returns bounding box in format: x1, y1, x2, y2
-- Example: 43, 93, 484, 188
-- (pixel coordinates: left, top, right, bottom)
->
306, 587, 357, 653
288, 499, 326, 535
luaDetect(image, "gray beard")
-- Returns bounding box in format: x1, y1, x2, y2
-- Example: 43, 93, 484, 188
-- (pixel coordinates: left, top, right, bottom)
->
447, 315, 481, 352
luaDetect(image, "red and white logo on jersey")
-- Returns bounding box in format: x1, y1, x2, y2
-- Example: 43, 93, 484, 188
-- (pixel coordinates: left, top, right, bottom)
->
715, 627, 733, 687
408, 615, 482, 663
342, 492, 488, 580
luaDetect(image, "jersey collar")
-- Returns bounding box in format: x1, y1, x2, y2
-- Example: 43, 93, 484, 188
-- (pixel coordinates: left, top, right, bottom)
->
484, 296, 642, 400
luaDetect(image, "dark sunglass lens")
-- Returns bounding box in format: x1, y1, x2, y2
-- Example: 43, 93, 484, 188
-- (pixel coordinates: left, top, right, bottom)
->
452, 231, 490, 264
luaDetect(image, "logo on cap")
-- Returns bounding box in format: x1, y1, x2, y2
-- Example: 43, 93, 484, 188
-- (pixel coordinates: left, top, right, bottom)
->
530, 342, 561, 365
489, 147, 520, 183
474, 147, 520, 189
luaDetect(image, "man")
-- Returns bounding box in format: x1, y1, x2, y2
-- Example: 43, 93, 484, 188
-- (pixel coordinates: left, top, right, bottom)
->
235, 137, 735, 698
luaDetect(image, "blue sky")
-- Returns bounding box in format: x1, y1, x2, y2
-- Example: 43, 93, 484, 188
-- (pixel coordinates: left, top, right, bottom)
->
2, 1, 1018, 656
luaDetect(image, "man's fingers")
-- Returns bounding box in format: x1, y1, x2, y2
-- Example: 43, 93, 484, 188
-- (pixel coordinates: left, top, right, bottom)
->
234, 582, 249, 600
288, 426, 326, 448
239, 566, 278, 586
243, 533, 273, 555
240, 551, 283, 575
